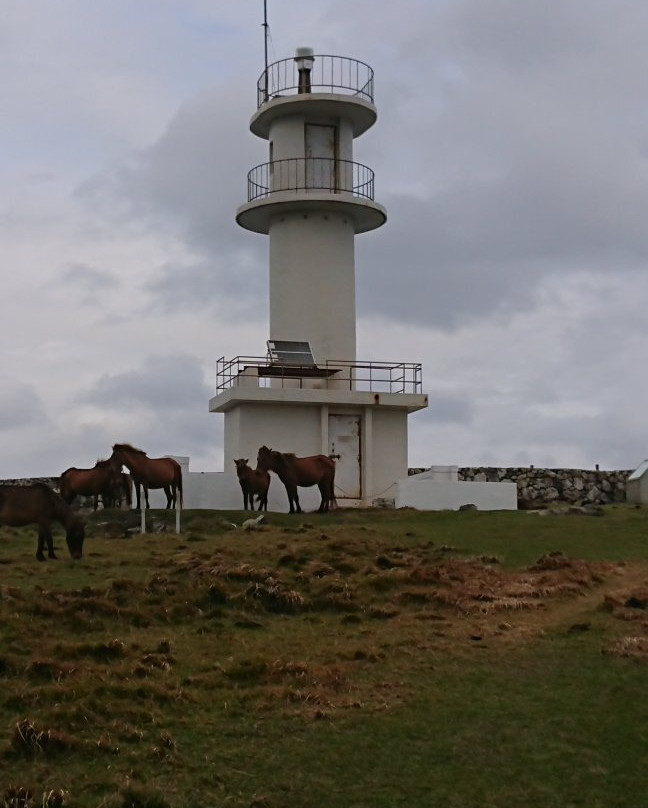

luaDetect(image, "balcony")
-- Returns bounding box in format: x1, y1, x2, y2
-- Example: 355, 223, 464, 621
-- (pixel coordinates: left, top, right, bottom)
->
257, 55, 374, 107
246, 157, 375, 202
216, 356, 423, 395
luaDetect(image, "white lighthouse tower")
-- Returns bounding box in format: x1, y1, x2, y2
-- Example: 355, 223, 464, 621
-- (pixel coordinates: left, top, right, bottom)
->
210, 49, 428, 506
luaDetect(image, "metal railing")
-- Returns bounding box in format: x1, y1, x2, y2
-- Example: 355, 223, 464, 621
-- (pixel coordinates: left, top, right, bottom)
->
216, 356, 423, 395
246, 158, 375, 202
257, 55, 374, 106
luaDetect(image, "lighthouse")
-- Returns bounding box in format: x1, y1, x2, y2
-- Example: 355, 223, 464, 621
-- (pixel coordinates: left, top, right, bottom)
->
210, 49, 428, 506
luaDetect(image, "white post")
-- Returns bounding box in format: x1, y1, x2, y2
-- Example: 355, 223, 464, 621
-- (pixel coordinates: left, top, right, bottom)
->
175, 501, 181, 534
140, 507, 146, 534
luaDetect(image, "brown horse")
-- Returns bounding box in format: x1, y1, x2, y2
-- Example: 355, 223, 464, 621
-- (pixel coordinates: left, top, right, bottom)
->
234, 459, 270, 511
0, 483, 85, 561
59, 457, 123, 511
110, 444, 183, 510
256, 445, 335, 514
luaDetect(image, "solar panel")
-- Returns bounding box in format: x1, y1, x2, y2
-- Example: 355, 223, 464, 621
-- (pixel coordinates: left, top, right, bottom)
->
267, 340, 315, 365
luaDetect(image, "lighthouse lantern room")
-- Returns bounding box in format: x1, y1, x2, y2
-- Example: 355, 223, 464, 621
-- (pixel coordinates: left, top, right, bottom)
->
209, 49, 428, 506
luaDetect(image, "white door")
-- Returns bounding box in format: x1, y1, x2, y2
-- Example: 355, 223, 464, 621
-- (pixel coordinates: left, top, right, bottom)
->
329, 414, 361, 499
305, 123, 336, 190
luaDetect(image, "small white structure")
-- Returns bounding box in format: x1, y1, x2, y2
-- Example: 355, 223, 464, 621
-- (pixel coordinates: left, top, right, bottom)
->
396, 468, 517, 511
209, 49, 427, 506
626, 459, 648, 505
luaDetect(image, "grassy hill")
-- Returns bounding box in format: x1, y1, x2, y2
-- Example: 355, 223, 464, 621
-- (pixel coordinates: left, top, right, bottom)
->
1, 505, 648, 807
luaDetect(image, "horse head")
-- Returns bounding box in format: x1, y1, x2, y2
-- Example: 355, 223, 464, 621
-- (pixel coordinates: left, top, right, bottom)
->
257, 446, 273, 470
112, 443, 147, 460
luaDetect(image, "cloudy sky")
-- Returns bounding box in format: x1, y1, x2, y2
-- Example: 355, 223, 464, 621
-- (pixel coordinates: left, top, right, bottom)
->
2, 0, 647, 477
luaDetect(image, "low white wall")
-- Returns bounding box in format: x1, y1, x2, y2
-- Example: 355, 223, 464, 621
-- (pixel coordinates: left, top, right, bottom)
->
395, 479, 517, 511
410, 466, 458, 481
144, 465, 516, 513
143, 470, 323, 513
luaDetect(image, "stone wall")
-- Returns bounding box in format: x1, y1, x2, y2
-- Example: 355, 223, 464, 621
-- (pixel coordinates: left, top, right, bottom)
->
458, 467, 630, 508
2, 468, 635, 510
1, 477, 59, 490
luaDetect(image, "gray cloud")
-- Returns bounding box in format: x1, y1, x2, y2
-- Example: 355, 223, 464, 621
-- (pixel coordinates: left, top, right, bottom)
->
2, 0, 648, 477
82, 354, 210, 412
79, 354, 220, 460
145, 253, 266, 319
60, 262, 118, 293
0, 383, 47, 431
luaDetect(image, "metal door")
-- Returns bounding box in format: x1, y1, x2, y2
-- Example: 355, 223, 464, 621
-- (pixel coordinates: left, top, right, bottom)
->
329, 414, 361, 499
305, 123, 336, 190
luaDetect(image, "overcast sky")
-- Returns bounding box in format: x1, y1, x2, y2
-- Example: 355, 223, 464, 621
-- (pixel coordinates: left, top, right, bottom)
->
2, 0, 647, 477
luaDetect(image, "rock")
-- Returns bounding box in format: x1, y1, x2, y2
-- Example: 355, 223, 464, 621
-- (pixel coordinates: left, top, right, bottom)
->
372, 497, 395, 509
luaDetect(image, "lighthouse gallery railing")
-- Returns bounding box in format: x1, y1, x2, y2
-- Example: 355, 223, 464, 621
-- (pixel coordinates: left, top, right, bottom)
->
246, 158, 375, 202
216, 357, 423, 395
257, 55, 374, 106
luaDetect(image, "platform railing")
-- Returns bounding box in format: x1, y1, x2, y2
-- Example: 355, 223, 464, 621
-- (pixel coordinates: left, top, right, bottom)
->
246, 158, 375, 202
257, 55, 374, 106
216, 356, 423, 395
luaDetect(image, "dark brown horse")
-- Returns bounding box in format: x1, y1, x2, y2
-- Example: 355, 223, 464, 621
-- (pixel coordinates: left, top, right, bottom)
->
256, 445, 335, 514
100, 472, 133, 509
0, 483, 85, 561
234, 459, 270, 511
59, 457, 123, 511
110, 444, 183, 510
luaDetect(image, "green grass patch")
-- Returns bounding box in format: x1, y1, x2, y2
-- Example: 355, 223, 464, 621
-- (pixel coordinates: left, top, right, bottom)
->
1, 505, 647, 806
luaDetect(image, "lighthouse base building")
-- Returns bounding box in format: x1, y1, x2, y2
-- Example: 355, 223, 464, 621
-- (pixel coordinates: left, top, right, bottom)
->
210, 360, 428, 507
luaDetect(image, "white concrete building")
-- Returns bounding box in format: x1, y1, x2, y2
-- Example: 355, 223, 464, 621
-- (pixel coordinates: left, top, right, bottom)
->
209, 49, 428, 507
626, 460, 648, 505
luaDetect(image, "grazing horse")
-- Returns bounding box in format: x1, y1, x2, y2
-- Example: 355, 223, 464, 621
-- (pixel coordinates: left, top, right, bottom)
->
59, 458, 122, 511
234, 459, 270, 511
110, 444, 183, 510
256, 445, 336, 514
0, 483, 85, 561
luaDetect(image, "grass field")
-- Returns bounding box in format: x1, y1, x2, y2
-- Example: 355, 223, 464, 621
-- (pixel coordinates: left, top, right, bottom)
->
1, 505, 648, 807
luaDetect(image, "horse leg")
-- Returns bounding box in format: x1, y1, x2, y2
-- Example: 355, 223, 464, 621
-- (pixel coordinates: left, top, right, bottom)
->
164, 485, 173, 509
36, 528, 46, 562
286, 485, 301, 514
37, 526, 55, 561
134, 482, 142, 510
144, 486, 150, 510
317, 481, 329, 513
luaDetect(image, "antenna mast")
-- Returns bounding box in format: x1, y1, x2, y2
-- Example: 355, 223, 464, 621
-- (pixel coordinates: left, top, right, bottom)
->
262, 0, 269, 102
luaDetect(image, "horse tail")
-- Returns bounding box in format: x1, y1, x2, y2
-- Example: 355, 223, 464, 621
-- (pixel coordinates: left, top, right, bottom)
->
328, 459, 337, 509
177, 467, 184, 509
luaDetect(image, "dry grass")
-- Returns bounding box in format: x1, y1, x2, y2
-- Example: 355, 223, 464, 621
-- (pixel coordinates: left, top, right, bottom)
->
1, 507, 648, 806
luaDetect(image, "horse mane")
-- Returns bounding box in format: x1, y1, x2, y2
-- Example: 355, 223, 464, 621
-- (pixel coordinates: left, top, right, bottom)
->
271, 451, 294, 472
112, 443, 147, 456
